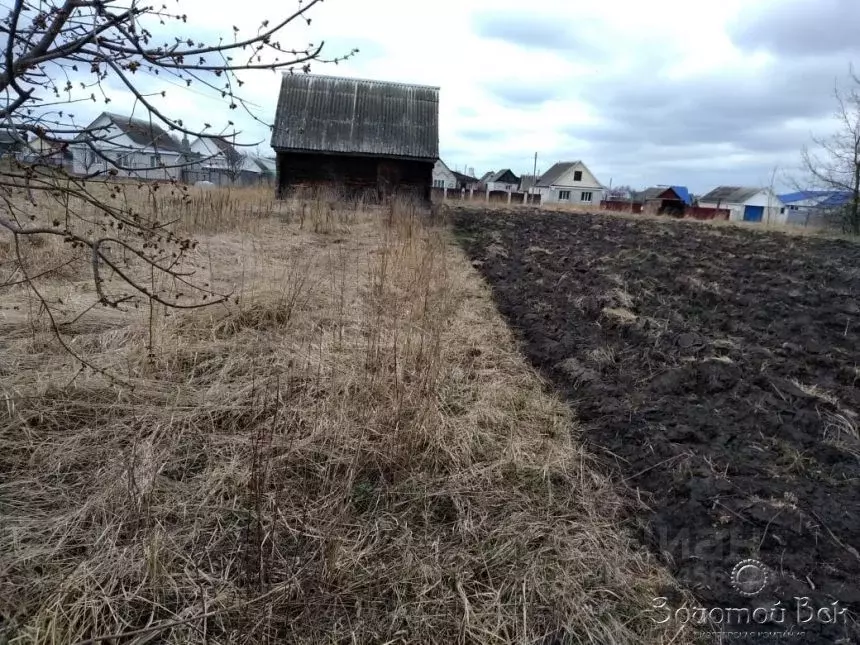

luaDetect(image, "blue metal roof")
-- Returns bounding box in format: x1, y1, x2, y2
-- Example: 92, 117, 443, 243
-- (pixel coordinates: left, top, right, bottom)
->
778, 190, 854, 208
670, 185, 692, 205
778, 190, 840, 204
818, 191, 851, 207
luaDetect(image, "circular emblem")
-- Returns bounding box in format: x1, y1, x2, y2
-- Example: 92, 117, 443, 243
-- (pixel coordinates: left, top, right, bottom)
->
731, 559, 770, 597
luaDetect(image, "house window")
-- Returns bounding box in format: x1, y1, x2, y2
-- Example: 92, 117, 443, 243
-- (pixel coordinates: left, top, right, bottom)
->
150, 155, 160, 168
581, 191, 593, 203
558, 190, 571, 201
573, 170, 583, 181
432, 179, 445, 188
780, 207, 785, 214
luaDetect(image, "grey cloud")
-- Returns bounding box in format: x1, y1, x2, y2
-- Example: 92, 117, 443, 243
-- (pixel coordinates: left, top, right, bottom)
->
569, 57, 844, 152
541, 53, 855, 191
472, 11, 603, 57
456, 128, 499, 142
479, 78, 560, 108
730, 0, 860, 57
464, 5, 859, 192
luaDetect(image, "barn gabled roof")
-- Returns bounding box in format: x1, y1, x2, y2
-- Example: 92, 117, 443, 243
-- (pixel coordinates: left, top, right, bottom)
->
700, 186, 763, 204
536, 162, 579, 188
270, 73, 439, 160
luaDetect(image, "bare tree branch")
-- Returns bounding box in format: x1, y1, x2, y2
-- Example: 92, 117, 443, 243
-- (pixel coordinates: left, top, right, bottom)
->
1, 0, 356, 376
800, 75, 860, 234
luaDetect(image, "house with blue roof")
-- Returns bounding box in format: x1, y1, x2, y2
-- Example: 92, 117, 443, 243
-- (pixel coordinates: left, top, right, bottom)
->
635, 185, 691, 217
778, 190, 853, 226
670, 185, 693, 206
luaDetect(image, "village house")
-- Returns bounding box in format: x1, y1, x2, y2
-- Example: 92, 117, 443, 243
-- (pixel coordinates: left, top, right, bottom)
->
698, 186, 786, 224
530, 161, 605, 205
188, 136, 265, 186
519, 174, 538, 193
432, 159, 457, 189
270, 73, 439, 202
71, 112, 185, 179
252, 156, 277, 186
17, 133, 74, 172
0, 125, 28, 159
481, 169, 520, 192
452, 170, 480, 190
778, 190, 852, 226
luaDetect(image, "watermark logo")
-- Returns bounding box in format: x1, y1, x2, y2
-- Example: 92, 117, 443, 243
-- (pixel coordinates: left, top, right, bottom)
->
650, 557, 849, 631
730, 558, 770, 597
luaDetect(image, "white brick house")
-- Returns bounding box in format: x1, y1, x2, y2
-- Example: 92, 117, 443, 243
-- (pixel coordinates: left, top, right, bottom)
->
432, 159, 457, 189
71, 112, 184, 180
531, 161, 605, 205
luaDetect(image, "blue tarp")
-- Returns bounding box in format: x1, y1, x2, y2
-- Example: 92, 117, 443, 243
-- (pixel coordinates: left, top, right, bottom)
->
670, 186, 692, 205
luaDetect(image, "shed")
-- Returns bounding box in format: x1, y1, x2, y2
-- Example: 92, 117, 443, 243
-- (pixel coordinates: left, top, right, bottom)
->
270, 73, 439, 203
640, 186, 686, 217
698, 186, 786, 224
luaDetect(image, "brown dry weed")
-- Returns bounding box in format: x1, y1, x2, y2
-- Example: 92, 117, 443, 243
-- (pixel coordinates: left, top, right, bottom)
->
1, 186, 689, 644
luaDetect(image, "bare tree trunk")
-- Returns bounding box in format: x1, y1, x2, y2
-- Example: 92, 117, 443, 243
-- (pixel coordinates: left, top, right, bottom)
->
852, 161, 860, 235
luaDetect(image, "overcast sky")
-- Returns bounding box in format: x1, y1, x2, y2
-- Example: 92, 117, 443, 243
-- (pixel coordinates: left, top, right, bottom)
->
81, 0, 860, 193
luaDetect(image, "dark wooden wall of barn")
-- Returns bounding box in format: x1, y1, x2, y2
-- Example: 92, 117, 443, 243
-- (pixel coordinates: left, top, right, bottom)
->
276, 152, 432, 202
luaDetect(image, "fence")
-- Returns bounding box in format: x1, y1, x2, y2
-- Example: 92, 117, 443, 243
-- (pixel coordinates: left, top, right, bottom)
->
602, 200, 730, 221
181, 167, 274, 187
601, 200, 642, 214
431, 186, 541, 206
685, 206, 730, 221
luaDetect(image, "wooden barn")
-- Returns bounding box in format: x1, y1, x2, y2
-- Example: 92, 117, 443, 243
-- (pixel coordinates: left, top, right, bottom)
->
270, 73, 439, 203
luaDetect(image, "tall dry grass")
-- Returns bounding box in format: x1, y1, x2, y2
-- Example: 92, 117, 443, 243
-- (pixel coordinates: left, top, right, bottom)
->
1, 185, 689, 644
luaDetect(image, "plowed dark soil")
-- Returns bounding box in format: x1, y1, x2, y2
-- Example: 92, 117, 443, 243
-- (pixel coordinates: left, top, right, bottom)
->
453, 208, 860, 643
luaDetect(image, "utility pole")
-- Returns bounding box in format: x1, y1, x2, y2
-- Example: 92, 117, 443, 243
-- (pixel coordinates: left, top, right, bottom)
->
532, 151, 538, 195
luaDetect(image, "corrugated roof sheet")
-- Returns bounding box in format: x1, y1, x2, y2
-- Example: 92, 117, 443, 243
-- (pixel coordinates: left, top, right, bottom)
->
536, 161, 580, 187
778, 190, 850, 206
700, 186, 763, 204
452, 170, 479, 183
205, 136, 243, 163
519, 174, 538, 190
639, 186, 691, 203
641, 186, 671, 200
488, 169, 519, 183
270, 73, 439, 160
818, 191, 853, 207
104, 113, 182, 152
252, 156, 277, 174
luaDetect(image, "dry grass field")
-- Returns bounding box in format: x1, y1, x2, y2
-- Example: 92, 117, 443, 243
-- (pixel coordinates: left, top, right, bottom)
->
0, 186, 689, 644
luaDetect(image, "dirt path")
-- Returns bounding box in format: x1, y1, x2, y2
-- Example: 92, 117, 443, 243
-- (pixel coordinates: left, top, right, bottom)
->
454, 207, 860, 644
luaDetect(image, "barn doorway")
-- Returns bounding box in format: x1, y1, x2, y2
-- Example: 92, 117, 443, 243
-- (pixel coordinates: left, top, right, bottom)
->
377, 160, 401, 202
743, 205, 764, 222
